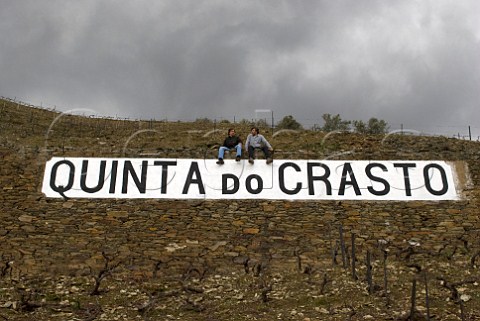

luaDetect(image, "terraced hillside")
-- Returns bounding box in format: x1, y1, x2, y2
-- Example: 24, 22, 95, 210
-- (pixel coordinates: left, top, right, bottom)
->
1, 97, 480, 320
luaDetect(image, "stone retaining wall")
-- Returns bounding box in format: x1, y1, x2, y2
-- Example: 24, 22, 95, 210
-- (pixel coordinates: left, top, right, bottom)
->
1, 145, 479, 278
2, 100, 480, 277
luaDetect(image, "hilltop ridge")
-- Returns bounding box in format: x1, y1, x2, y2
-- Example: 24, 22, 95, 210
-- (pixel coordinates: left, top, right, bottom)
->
1, 97, 479, 161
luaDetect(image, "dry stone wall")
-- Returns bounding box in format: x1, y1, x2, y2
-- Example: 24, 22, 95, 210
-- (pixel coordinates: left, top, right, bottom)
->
1, 101, 480, 279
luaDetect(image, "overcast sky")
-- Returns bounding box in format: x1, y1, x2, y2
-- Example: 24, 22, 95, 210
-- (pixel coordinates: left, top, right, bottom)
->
1, 1, 479, 137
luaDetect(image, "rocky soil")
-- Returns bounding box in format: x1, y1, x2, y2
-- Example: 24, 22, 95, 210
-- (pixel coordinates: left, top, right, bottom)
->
1, 249, 480, 321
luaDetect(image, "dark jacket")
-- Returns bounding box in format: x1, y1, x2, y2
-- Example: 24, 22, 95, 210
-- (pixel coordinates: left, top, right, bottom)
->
222, 136, 242, 148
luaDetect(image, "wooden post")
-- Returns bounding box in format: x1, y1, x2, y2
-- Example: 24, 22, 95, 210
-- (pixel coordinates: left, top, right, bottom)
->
383, 249, 389, 304
410, 278, 417, 317
339, 225, 347, 269
366, 250, 373, 294
351, 233, 357, 280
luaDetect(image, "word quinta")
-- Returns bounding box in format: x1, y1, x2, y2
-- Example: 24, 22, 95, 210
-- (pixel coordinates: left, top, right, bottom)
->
42, 158, 459, 200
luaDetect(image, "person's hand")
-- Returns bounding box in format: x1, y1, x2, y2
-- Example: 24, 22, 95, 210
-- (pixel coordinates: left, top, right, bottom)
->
268, 147, 273, 152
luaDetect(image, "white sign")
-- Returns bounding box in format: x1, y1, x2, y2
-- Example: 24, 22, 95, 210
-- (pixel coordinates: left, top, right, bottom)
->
42, 157, 459, 200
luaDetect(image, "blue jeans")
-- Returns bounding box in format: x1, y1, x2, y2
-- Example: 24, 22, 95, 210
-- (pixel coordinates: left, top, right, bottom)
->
218, 144, 242, 159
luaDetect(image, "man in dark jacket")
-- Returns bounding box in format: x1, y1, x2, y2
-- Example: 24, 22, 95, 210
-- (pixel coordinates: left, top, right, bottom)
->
216, 128, 242, 164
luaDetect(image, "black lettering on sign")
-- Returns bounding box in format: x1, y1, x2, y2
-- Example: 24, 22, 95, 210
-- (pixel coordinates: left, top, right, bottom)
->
338, 163, 361, 196
80, 160, 106, 193
154, 160, 177, 194
423, 163, 448, 196
50, 160, 75, 193
246, 174, 263, 194
122, 160, 148, 193
222, 174, 239, 194
182, 162, 205, 194
279, 162, 301, 195
394, 163, 416, 196
109, 160, 118, 193
307, 162, 331, 195
366, 163, 390, 196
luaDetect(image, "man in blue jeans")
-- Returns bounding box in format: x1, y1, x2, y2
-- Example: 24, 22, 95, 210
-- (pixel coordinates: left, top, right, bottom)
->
245, 127, 273, 164
216, 128, 242, 165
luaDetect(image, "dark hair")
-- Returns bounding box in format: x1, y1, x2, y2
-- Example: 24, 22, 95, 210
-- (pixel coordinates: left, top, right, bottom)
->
251, 127, 259, 134
228, 128, 235, 134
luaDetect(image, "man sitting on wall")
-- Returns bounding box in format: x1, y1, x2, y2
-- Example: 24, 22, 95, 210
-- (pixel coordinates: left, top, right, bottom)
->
216, 128, 243, 165
245, 127, 273, 164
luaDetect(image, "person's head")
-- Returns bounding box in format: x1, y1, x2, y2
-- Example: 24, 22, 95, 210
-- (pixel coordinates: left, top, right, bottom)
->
251, 127, 259, 135
228, 128, 236, 137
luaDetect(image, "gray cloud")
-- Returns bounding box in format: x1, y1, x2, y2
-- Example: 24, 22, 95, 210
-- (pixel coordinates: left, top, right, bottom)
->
1, 0, 479, 136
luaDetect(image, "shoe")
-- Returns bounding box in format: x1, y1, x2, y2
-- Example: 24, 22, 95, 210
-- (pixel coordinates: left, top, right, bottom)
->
216, 158, 224, 165
266, 158, 273, 164
235, 156, 241, 162
248, 158, 254, 164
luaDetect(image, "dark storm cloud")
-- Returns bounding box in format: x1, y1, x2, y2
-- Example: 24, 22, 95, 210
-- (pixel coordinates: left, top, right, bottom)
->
1, 0, 479, 136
